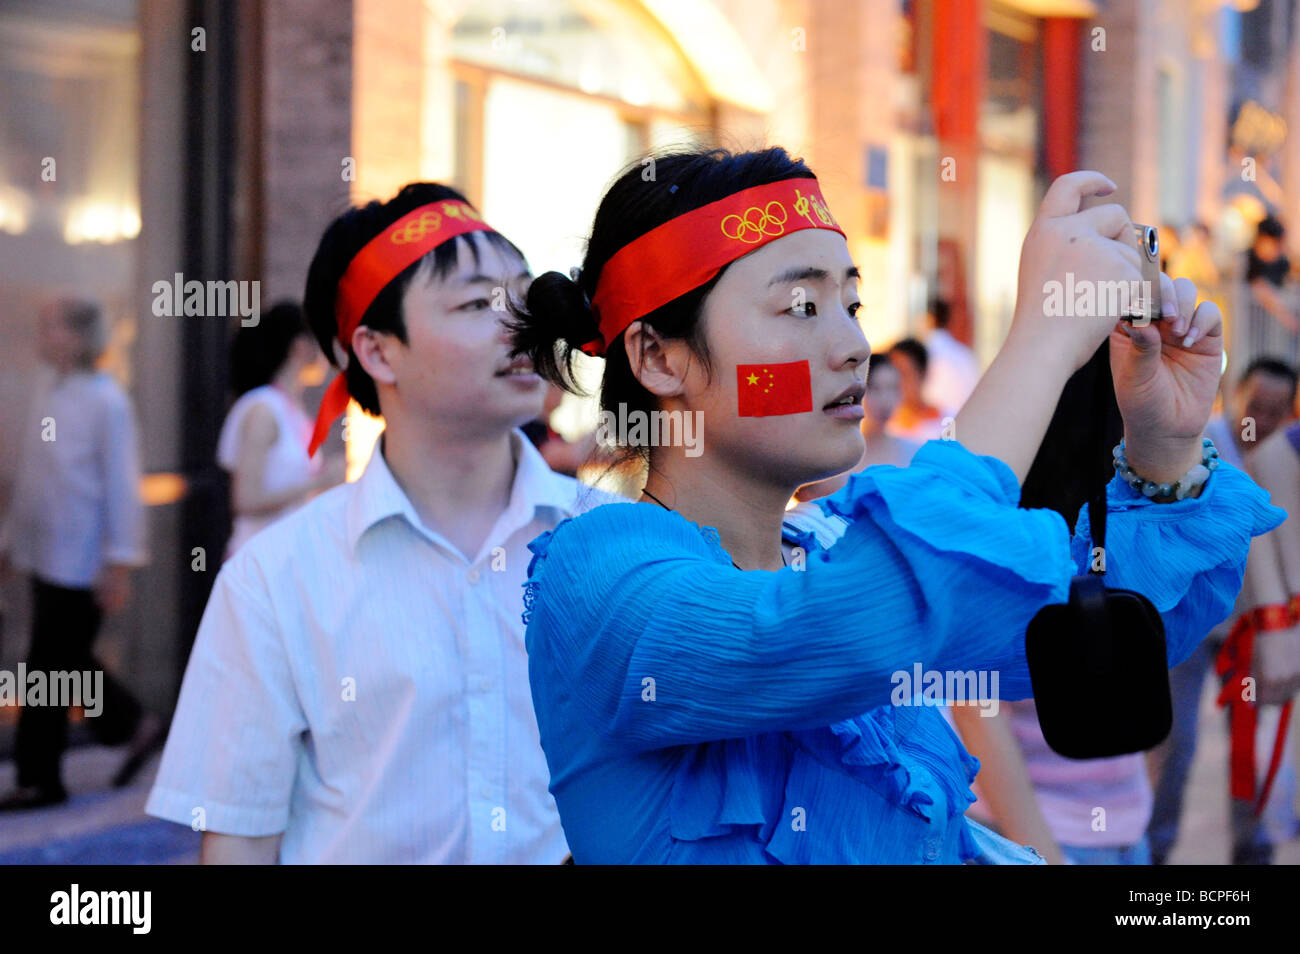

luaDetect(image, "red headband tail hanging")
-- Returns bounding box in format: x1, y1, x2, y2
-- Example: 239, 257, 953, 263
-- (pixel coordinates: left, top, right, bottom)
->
584, 178, 845, 357
308, 200, 496, 457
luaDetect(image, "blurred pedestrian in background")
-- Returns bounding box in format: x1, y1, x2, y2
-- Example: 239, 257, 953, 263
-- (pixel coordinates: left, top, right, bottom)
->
1212, 417, 1300, 864
886, 337, 948, 442
217, 301, 343, 558
794, 352, 919, 504
921, 298, 980, 417
0, 298, 161, 810
1246, 216, 1298, 335
522, 382, 597, 479
1148, 357, 1298, 864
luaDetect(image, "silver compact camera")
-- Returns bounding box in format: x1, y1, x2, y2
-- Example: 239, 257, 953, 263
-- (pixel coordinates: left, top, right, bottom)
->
1123, 223, 1162, 326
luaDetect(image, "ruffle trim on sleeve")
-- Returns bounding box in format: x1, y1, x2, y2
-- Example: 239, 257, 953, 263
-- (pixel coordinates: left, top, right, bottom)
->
521, 519, 572, 626
828, 706, 979, 820
820, 439, 1075, 593
665, 706, 982, 863
1073, 459, 1286, 614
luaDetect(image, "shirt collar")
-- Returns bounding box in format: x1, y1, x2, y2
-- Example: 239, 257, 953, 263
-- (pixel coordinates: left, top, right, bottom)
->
344, 427, 579, 557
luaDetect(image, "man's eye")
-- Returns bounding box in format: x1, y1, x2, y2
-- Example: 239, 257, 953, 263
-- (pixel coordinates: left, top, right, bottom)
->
460, 298, 492, 311
788, 301, 816, 317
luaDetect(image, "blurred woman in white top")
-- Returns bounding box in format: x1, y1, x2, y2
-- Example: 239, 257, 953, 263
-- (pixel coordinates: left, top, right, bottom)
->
217, 302, 345, 557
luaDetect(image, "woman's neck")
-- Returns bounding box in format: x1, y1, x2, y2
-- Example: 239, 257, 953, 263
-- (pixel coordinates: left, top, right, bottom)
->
862, 415, 889, 439
641, 447, 790, 572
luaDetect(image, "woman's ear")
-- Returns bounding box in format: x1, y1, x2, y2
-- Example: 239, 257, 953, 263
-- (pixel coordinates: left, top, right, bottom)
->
623, 320, 692, 399
350, 325, 398, 388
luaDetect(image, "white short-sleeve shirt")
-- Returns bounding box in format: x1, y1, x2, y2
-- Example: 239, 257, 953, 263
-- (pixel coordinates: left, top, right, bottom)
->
146, 428, 622, 863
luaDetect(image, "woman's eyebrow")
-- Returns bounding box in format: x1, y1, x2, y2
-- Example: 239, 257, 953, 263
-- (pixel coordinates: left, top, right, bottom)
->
767, 266, 829, 287
767, 265, 862, 287
459, 270, 531, 286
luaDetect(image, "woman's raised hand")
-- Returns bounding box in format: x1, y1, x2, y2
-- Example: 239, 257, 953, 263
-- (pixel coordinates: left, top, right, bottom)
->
952, 171, 1216, 486
1111, 275, 1223, 484
1011, 171, 1144, 373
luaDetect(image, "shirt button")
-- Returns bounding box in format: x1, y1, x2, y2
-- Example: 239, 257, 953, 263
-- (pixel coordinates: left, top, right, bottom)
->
467, 568, 481, 584
480, 784, 493, 800
478, 677, 493, 693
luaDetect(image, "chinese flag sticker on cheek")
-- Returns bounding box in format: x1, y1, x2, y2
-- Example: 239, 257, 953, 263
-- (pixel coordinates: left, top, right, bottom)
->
736, 360, 814, 417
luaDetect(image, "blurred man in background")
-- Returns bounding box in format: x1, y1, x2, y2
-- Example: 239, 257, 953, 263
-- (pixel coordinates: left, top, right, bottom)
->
921, 297, 980, 416
1247, 216, 1297, 335
1148, 357, 1298, 864
0, 298, 160, 811
886, 338, 947, 443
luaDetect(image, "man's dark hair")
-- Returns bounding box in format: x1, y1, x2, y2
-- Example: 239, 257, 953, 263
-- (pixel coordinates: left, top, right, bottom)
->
866, 351, 894, 379
1241, 356, 1299, 401
1258, 215, 1286, 240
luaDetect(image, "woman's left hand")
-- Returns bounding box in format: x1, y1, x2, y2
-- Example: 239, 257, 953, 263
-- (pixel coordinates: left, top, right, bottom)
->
1110, 274, 1223, 479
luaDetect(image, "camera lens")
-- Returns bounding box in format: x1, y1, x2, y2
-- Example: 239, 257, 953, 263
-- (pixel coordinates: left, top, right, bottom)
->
1145, 227, 1159, 259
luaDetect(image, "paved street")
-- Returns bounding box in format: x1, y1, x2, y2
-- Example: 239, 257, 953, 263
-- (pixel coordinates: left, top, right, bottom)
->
0, 747, 197, 864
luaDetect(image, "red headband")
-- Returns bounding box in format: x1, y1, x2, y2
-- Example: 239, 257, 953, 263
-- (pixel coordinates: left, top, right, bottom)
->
308, 200, 495, 457
583, 178, 845, 357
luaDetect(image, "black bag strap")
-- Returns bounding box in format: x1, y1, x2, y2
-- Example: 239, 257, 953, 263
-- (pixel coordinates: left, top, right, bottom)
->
1082, 355, 1116, 674
1086, 347, 1114, 575
1088, 481, 1107, 573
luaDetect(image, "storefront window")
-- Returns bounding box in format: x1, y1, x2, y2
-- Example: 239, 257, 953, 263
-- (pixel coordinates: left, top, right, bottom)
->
450, 0, 713, 437
0, 0, 140, 451
451, 0, 709, 115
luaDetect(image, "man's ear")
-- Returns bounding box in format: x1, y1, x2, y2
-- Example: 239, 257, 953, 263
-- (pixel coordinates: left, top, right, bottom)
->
350, 326, 398, 388
623, 320, 692, 399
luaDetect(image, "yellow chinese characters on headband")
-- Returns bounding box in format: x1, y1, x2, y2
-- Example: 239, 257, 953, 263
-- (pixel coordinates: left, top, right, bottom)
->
793, 188, 837, 229
440, 201, 482, 222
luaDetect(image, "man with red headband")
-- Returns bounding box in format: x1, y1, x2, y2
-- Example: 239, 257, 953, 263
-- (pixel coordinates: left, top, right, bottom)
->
145, 183, 615, 863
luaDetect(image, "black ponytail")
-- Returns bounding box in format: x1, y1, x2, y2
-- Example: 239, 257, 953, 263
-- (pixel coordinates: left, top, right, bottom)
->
513, 270, 601, 391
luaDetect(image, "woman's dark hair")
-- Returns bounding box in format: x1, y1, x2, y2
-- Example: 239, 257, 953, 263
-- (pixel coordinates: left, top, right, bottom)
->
866, 351, 895, 381
1020, 342, 1122, 532
229, 301, 309, 396
889, 337, 929, 377
507, 147, 817, 472
303, 182, 527, 415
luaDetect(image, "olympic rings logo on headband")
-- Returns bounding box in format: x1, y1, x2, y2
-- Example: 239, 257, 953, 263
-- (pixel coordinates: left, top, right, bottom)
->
391, 210, 444, 245
721, 201, 788, 244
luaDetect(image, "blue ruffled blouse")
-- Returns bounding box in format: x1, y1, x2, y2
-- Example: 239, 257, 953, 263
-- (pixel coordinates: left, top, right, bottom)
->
520, 438, 1285, 863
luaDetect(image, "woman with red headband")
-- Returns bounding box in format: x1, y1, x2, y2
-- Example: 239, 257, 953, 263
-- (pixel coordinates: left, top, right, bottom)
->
509, 147, 1284, 864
